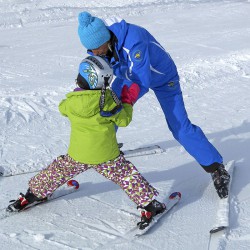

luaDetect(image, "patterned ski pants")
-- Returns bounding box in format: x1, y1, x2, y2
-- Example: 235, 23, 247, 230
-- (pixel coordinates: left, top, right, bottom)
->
29, 154, 158, 207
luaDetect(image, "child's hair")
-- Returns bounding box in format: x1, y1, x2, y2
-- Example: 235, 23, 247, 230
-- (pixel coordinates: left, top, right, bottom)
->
76, 56, 113, 90
76, 72, 90, 90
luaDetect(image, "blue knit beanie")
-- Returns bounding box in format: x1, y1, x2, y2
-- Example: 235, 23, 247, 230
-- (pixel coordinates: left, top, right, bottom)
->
78, 12, 111, 50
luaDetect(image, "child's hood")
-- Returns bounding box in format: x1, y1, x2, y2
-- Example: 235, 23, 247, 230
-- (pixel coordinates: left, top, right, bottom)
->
65, 90, 102, 118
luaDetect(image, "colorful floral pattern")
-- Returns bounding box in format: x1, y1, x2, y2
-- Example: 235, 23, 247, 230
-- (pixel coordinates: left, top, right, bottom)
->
29, 154, 158, 207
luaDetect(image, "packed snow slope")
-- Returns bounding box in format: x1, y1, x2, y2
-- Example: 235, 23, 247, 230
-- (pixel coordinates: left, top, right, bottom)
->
0, 0, 250, 249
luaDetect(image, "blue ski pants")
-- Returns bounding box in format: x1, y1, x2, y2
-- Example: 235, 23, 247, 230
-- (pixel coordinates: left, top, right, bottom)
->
151, 80, 223, 167
112, 78, 223, 169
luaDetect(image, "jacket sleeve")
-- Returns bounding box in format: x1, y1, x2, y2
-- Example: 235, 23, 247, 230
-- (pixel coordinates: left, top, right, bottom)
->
109, 103, 133, 127
129, 42, 152, 98
58, 99, 68, 117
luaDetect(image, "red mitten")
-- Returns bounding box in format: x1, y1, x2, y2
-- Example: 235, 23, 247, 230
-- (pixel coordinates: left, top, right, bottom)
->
121, 83, 140, 105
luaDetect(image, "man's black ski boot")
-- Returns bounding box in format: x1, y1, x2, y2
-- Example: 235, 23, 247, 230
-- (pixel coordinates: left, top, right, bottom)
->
137, 199, 166, 230
7, 189, 47, 212
211, 164, 230, 199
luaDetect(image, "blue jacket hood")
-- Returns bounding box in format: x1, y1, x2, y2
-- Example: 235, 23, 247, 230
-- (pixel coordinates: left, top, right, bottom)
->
99, 17, 179, 98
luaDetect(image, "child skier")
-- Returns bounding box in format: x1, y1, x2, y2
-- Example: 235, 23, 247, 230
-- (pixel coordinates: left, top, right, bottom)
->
7, 56, 165, 230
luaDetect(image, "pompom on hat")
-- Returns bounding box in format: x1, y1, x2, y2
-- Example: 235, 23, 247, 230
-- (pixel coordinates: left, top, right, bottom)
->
78, 12, 111, 50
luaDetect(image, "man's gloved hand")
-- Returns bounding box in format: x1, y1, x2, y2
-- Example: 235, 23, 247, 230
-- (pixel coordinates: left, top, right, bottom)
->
121, 83, 140, 105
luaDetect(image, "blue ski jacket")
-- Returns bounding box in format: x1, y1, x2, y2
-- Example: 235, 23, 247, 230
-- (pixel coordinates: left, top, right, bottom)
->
85, 16, 223, 167
101, 17, 179, 98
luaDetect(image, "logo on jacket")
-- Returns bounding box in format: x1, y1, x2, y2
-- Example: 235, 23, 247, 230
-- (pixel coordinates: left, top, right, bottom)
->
168, 81, 175, 88
133, 50, 142, 61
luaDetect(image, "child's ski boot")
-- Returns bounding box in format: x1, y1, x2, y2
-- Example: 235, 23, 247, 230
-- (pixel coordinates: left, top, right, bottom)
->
7, 189, 47, 212
137, 199, 166, 230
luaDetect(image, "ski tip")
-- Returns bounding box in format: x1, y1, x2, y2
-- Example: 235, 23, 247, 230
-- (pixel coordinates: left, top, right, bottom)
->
169, 192, 181, 199
210, 226, 226, 234
67, 180, 80, 190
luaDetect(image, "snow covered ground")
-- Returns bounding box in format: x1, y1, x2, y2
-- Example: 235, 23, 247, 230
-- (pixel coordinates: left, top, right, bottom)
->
0, 0, 250, 249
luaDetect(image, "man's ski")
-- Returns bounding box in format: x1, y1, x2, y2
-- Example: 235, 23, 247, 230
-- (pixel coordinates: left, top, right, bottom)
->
208, 160, 235, 249
132, 191, 181, 237
0, 180, 79, 220
0, 145, 164, 177
209, 160, 235, 234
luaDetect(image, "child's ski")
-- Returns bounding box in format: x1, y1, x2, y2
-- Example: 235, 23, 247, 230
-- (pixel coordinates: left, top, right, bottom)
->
124, 192, 181, 237
0, 180, 79, 220
123, 145, 163, 158
135, 192, 181, 237
0, 165, 43, 177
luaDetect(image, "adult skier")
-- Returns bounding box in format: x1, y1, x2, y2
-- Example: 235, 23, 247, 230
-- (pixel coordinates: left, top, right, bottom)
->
77, 11, 230, 198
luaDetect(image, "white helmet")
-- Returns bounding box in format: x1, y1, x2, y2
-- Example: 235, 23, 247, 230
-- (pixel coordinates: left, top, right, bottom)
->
77, 56, 113, 90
